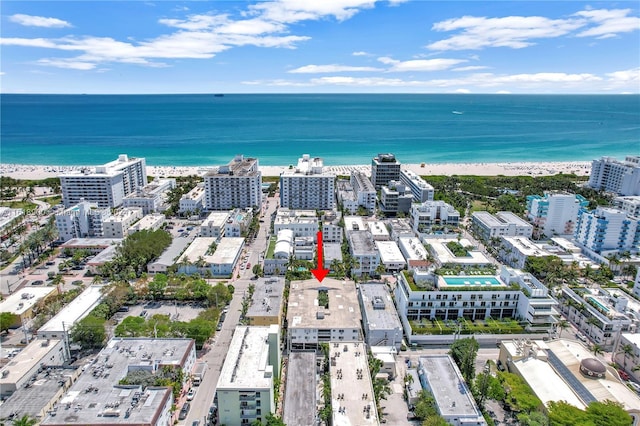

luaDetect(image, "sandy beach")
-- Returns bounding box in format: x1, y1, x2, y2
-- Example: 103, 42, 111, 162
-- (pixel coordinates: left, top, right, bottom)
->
0, 161, 591, 180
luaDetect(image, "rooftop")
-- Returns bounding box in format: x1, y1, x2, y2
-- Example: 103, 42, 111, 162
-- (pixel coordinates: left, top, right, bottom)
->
351, 172, 375, 192
87, 245, 119, 266
398, 237, 428, 260
202, 211, 231, 228
209, 237, 245, 265
103, 208, 142, 222
375, 241, 406, 264
177, 237, 218, 264
358, 284, 402, 332
0, 339, 65, 388
205, 155, 259, 177
400, 169, 434, 190
343, 216, 366, 233
0, 287, 57, 316
274, 208, 318, 226
287, 278, 362, 330
39, 286, 105, 334
128, 214, 165, 231
502, 236, 549, 257
246, 277, 285, 318
418, 355, 484, 421
61, 238, 122, 249
368, 221, 390, 239
348, 231, 377, 255
330, 342, 378, 426
283, 352, 317, 426
428, 238, 492, 266
217, 326, 277, 390
148, 236, 192, 268
473, 211, 531, 227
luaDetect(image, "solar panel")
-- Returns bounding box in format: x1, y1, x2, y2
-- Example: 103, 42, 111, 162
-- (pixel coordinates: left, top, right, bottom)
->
546, 350, 597, 405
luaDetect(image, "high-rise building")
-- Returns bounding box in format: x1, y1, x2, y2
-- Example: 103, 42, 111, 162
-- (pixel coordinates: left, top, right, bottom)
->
350, 171, 377, 213
613, 195, 640, 217
371, 153, 400, 189
400, 169, 434, 202
122, 178, 176, 214
204, 155, 262, 211
574, 206, 640, 254
588, 155, 640, 196
280, 154, 335, 210
60, 154, 147, 208
526, 192, 589, 238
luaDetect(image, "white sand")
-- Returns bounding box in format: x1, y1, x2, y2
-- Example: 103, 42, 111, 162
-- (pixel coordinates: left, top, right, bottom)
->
0, 161, 591, 180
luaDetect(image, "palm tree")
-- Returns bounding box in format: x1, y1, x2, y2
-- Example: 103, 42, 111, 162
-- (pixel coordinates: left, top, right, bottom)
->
556, 319, 570, 338
586, 316, 600, 339
12, 414, 37, 426
591, 343, 604, 357
621, 344, 634, 370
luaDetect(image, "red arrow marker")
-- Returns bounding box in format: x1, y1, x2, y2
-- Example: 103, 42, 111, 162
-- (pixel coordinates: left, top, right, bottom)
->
311, 230, 329, 282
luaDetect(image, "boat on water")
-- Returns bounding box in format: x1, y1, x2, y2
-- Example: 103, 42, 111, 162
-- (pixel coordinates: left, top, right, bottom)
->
214, 94, 224, 97
451, 110, 463, 115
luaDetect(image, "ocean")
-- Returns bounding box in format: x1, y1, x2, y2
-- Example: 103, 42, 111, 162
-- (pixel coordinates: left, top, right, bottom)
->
1, 94, 638, 166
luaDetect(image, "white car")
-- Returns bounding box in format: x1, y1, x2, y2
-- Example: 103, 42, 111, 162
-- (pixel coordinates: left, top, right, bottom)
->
187, 388, 196, 401
576, 333, 588, 342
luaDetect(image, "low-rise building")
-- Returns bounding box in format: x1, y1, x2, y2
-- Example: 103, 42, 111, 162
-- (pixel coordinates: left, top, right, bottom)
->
246, 277, 286, 326
263, 232, 290, 276
400, 169, 434, 203
86, 245, 118, 274
200, 211, 231, 238
224, 208, 253, 237
351, 171, 377, 213
613, 195, 640, 217
127, 213, 165, 235
375, 240, 406, 272
471, 211, 533, 242
499, 236, 552, 269
344, 215, 366, 233
386, 217, 415, 241
358, 283, 403, 350
426, 238, 493, 269
40, 337, 196, 426
369, 221, 390, 241
274, 208, 318, 239
55, 200, 111, 242
146, 237, 192, 274
122, 178, 175, 214
177, 237, 244, 277
283, 352, 317, 426
0, 286, 58, 324
410, 200, 460, 234
324, 243, 343, 270
322, 210, 343, 243
102, 207, 143, 238
347, 231, 380, 277
336, 179, 359, 214
0, 339, 67, 397
60, 238, 121, 255
417, 355, 486, 426
398, 237, 430, 269
287, 278, 362, 351
179, 183, 205, 214
216, 325, 280, 426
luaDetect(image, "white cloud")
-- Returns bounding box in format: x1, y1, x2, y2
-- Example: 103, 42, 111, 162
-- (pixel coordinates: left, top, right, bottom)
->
377, 56, 466, 71
496, 90, 511, 94
9, 14, 72, 28
574, 9, 640, 39
37, 58, 96, 70
288, 64, 383, 73
454, 88, 471, 93
352, 51, 372, 56
452, 65, 490, 72
428, 15, 583, 50
247, 0, 377, 24
606, 67, 640, 82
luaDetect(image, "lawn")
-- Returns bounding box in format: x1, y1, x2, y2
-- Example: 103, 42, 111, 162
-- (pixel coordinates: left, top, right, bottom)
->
0, 200, 37, 210
410, 318, 525, 335
266, 237, 277, 259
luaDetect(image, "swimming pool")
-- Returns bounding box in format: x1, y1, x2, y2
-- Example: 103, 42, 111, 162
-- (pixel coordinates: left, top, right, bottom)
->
441, 276, 502, 286
587, 296, 609, 313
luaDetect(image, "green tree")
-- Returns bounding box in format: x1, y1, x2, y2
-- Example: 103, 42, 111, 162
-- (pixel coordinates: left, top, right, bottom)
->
0, 312, 19, 333
556, 319, 570, 338
422, 416, 449, 426
449, 337, 479, 384
591, 343, 604, 357
252, 264, 264, 277
620, 344, 634, 370
499, 372, 542, 414
414, 389, 438, 420
517, 410, 549, 426
148, 273, 168, 300
11, 414, 38, 426
70, 315, 106, 349
264, 413, 287, 426
548, 401, 593, 426
585, 400, 632, 426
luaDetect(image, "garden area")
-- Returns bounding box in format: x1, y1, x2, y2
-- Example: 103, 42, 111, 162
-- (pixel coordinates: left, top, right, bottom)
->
410, 318, 525, 335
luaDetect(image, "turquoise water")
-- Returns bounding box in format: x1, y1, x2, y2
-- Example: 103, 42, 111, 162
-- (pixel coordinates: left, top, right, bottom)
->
442, 276, 502, 286
587, 296, 610, 312
1, 94, 638, 166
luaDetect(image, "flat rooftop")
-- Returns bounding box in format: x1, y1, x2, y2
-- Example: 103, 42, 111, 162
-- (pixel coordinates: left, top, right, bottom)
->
39, 286, 105, 334
419, 355, 484, 421
40, 337, 194, 426
375, 241, 406, 264
129, 214, 164, 230
473, 211, 530, 228
177, 237, 217, 264
103, 208, 142, 222
330, 342, 378, 426
343, 216, 366, 232
398, 237, 428, 260
274, 209, 318, 226
348, 231, 376, 255
0, 287, 57, 316
368, 221, 389, 239
352, 172, 375, 192
202, 211, 230, 228
283, 352, 317, 426
149, 236, 192, 268
502, 236, 549, 256
205, 156, 259, 177
0, 339, 64, 387
209, 237, 244, 265
428, 238, 492, 265
87, 245, 118, 265
246, 277, 285, 318
1, 366, 79, 422
358, 284, 402, 332
61, 238, 122, 248
288, 278, 362, 330
217, 326, 275, 390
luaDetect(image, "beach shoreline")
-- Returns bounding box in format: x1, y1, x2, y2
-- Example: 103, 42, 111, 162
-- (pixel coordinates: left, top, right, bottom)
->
0, 161, 592, 180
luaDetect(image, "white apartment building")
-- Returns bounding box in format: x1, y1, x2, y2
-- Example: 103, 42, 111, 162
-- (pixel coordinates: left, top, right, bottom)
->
177, 237, 245, 277
179, 183, 205, 214
400, 169, 435, 202
387, 218, 415, 241
471, 211, 533, 242
60, 154, 147, 208
588, 155, 640, 196
398, 237, 430, 269
204, 155, 262, 211
347, 231, 380, 277
216, 326, 280, 426
380, 180, 413, 215
526, 192, 589, 238
633, 269, 640, 299
127, 213, 165, 235
200, 211, 231, 238
322, 210, 343, 243
613, 195, 640, 217
286, 278, 362, 351
371, 153, 400, 189
122, 178, 175, 214
224, 208, 253, 238
336, 180, 359, 214
55, 200, 111, 242
351, 171, 377, 213
410, 200, 460, 233
375, 240, 406, 272
273, 208, 318, 240
574, 206, 640, 254
499, 236, 552, 269
102, 207, 143, 238
280, 154, 335, 210
369, 221, 390, 241
358, 284, 403, 350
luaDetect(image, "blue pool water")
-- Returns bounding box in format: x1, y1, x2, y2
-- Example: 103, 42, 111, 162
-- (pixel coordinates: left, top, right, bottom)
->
587, 296, 610, 312
442, 276, 502, 286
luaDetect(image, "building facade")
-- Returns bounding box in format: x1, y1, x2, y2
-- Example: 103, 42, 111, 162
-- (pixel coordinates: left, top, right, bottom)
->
526, 192, 589, 238
179, 183, 205, 214
55, 200, 111, 242
588, 155, 640, 196
350, 171, 377, 213
280, 155, 335, 210
574, 206, 640, 254
410, 200, 460, 234
204, 155, 262, 211
471, 211, 533, 242
371, 153, 401, 189
122, 178, 175, 214
380, 181, 413, 215
102, 207, 143, 238
400, 169, 435, 203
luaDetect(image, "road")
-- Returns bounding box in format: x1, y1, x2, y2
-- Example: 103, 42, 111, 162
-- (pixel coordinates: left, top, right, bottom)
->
183, 194, 279, 425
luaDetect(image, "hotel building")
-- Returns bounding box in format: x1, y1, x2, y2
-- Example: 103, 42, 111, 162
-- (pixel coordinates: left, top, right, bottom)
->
351, 171, 377, 213
55, 200, 111, 242
216, 326, 280, 426
574, 206, 640, 254
400, 169, 435, 203
179, 183, 205, 214
471, 211, 533, 242
102, 207, 143, 238
526, 192, 589, 238
122, 178, 175, 214
410, 200, 460, 234
60, 154, 147, 208
613, 195, 640, 218
371, 153, 401, 189
588, 155, 640, 196
280, 155, 335, 210
204, 155, 262, 210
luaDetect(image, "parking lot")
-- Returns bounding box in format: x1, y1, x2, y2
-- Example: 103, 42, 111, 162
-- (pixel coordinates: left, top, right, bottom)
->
112, 301, 205, 324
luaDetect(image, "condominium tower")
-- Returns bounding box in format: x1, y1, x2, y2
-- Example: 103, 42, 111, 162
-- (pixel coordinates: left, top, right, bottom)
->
526, 192, 589, 238
574, 206, 640, 254
204, 155, 262, 210
280, 154, 335, 210
59, 154, 147, 208
371, 153, 401, 189
588, 156, 640, 196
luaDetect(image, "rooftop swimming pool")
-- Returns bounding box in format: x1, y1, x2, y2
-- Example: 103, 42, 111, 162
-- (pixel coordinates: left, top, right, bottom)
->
441, 276, 503, 286
587, 296, 610, 313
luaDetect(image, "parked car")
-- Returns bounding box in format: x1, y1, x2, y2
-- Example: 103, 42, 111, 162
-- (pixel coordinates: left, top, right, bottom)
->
178, 403, 190, 420
72, 280, 84, 286
186, 388, 195, 401
31, 280, 44, 286
140, 310, 148, 317
618, 369, 630, 381
576, 333, 588, 343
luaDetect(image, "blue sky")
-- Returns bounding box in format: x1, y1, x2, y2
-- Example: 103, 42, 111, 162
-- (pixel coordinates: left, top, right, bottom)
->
1, 1, 639, 94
